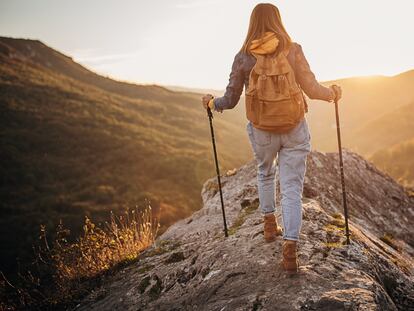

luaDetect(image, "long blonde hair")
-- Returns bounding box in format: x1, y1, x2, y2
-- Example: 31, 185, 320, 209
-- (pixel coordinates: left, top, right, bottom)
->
240, 3, 292, 55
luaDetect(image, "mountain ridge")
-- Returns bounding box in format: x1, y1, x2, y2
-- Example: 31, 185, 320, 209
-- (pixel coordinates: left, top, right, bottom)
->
76, 150, 414, 311
0, 36, 178, 101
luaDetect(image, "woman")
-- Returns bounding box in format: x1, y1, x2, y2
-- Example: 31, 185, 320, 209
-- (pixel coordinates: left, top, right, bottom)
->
201, 3, 342, 273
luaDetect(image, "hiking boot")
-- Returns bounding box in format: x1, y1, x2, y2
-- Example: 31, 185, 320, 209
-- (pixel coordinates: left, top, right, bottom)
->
282, 240, 299, 274
263, 213, 283, 242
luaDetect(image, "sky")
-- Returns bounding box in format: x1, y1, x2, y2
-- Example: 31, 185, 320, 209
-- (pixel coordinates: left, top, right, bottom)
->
1, 0, 413, 89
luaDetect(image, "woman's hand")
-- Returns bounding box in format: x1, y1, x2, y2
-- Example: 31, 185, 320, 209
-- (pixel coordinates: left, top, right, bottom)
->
329, 84, 342, 102
201, 94, 214, 109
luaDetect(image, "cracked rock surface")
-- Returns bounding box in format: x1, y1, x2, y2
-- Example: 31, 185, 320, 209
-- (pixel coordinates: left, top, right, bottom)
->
76, 150, 414, 311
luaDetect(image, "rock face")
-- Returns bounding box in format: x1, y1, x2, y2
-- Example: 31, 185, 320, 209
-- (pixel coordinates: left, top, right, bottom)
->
76, 150, 414, 311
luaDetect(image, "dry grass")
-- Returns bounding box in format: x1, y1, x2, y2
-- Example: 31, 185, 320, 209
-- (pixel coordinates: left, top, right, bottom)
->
52, 207, 159, 280
329, 215, 346, 228
1, 205, 159, 310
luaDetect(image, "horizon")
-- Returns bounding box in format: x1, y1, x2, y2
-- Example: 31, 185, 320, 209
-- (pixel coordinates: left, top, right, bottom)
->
1, 0, 414, 89
2, 33, 413, 93
161, 68, 414, 91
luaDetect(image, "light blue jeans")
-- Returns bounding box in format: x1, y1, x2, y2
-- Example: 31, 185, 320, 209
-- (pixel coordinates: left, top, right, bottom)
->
246, 118, 311, 241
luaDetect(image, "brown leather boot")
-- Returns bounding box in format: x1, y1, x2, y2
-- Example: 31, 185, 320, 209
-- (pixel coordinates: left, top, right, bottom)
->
263, 213, 282, 242
282, 240, 299, 274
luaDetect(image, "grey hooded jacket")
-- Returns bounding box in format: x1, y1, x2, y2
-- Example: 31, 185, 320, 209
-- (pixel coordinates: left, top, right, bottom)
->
213, 42, 333, 112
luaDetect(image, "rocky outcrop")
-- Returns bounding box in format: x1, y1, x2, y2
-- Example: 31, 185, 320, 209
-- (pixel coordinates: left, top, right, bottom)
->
76, 150, 414, 311
304, 151, 414, 255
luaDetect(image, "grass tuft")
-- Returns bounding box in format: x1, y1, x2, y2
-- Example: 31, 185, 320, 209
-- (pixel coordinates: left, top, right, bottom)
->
331, 212, 343, 219
329, 217, 346, 228
1, 205, 159, 310
323, 242, 345, 249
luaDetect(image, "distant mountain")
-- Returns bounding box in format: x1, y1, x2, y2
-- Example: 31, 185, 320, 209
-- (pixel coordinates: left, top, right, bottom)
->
169, 70, 414, 199
0, 37, 252, 275
165, 69, 414, 159
307, 70, 414, 152
347, 101, 414, 156
370, 138, 414, 187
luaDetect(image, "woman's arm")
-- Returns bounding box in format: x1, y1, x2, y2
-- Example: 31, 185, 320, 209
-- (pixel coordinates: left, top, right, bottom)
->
294, 44, 335, 101
212, 52, 245, 112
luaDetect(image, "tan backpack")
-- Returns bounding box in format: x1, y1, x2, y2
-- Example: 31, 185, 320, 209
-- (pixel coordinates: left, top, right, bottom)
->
245, 49, 306, 133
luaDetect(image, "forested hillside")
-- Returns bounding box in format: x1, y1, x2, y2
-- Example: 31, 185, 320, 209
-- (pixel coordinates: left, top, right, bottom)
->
0, 37, 252, 275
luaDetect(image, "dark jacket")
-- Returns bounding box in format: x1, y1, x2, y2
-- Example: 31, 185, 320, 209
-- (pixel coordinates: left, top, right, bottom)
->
213, 42, 332, 112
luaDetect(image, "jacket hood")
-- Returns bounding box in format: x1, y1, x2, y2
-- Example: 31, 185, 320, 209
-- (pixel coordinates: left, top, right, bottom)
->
249, 31, 279, 55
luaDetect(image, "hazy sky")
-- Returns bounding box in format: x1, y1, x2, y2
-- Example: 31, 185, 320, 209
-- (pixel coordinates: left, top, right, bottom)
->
1, 0, 413, 89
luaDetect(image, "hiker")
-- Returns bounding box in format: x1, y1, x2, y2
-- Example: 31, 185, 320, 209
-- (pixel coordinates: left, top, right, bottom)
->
201, 3, 342, 273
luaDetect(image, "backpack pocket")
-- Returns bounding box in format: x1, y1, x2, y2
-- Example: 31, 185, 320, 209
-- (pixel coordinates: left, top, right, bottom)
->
245, 93, 259, 124
259, 99, 297, 127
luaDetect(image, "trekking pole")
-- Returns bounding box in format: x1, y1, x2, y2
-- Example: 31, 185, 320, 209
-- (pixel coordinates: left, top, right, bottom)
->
334, 98, 350, 245
206, 105, 229, 237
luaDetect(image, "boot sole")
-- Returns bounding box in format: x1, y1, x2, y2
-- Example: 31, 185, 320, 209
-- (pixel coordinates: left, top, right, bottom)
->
280, 262, 299, 274
264, 236, 277, 242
